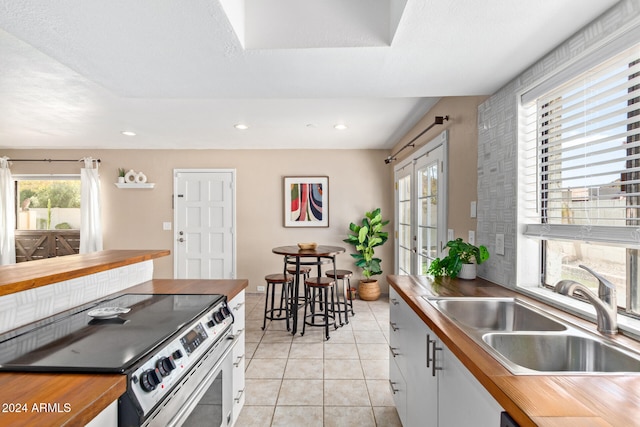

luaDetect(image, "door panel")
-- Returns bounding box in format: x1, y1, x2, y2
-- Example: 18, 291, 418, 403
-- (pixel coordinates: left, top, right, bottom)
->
174, 170, 235, 279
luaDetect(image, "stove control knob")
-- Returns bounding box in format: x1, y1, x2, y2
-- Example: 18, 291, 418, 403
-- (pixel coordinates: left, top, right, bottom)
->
157, 357, 176, 377
214, 311, 225, 323
140, 368, 162, 392
221, 306, 231, 317
206, 319, 216, 328
172, 349, 183, 360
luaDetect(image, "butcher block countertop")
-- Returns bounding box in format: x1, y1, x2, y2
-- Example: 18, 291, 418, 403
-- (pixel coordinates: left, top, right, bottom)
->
389, 274, 640, 427
0, 249, 170, 297
0, 250, 248, 427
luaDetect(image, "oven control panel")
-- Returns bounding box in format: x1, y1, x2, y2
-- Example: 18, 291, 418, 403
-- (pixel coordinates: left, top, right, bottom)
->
128, 300, 233, 416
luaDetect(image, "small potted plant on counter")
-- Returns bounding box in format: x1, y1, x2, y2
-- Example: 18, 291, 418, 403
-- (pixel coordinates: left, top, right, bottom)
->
343, 208, 389, 300
427, 238, 489, 280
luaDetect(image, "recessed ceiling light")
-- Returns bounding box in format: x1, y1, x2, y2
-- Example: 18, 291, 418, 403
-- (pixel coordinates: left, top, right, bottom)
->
234, 124, 249, 130
334, 124, 348, 130
306, 123, 317, 128
121, 131, 136, 136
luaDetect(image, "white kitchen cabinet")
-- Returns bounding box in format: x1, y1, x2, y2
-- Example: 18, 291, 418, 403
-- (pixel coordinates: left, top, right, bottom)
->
389, 289, 502, 427
228, 290, 246, 425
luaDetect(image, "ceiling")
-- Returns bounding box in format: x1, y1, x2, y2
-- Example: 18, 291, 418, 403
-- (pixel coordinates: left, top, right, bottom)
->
0, 0, 618, 151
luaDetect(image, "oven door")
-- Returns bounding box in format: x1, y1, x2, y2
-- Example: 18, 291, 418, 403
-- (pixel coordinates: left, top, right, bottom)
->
143, 333, 238, 427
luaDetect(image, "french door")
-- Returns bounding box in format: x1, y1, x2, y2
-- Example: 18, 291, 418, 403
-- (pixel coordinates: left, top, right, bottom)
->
394, 131, 448, 275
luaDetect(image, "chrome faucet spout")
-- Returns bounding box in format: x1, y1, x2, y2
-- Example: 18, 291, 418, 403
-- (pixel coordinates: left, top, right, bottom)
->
554, 265, 618, 334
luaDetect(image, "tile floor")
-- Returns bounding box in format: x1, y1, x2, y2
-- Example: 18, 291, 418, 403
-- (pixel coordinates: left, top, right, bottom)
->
235, 292, 401, 427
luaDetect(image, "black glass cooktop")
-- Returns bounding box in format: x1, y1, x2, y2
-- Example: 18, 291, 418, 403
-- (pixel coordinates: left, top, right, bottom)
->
0, 294, 224, 373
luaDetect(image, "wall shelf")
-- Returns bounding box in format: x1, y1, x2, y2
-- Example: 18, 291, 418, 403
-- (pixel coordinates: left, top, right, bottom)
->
114, 183, 155, 189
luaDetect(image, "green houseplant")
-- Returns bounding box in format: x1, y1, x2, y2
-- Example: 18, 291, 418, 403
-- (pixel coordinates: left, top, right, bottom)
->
427, 238, 489, 279
343, 208, 389, 300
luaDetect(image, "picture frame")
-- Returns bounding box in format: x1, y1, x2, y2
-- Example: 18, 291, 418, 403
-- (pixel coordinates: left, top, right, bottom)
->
283, 176, 329, 227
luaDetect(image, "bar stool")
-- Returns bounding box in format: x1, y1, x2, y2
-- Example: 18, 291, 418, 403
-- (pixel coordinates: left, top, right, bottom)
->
262, 273, 294, 331
301, 277, 338, 340
326, 269, 355, 325
286, 264, 311, 304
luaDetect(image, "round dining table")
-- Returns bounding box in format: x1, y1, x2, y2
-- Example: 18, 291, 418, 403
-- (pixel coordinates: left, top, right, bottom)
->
272, 245, 346, 335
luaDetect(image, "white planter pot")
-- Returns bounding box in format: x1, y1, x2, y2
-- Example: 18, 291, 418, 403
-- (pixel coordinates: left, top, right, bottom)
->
458, 263, 477, 280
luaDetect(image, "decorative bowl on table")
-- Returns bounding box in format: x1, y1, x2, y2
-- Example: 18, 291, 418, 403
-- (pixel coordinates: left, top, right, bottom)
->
298, 242, 318, 250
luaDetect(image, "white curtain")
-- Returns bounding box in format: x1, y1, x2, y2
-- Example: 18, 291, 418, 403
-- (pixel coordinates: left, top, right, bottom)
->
0, 157, 15, 264
80, 157, 103, 254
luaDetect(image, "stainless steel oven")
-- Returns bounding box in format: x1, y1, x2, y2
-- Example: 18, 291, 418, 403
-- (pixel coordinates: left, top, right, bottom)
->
0, 293, 236, 427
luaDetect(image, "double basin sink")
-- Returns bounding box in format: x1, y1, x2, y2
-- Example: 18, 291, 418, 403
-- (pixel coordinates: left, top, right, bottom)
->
422, 296, 640, 374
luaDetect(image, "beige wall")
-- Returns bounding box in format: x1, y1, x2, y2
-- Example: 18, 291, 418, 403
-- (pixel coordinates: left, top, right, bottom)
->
3, 149, 394, 293
389, 96, 488, 243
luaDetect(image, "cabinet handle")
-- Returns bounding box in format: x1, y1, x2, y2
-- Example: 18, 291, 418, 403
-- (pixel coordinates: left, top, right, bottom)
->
389, 346, 400, 358
234, 388, 245, 403
432, 342, 443, 377
389, 380, 399, 395
233, 302, 245, 311
389, 322, 399, 332
233, 354, 245, 367
426, 334, 431, 368
390, 298, 399, 306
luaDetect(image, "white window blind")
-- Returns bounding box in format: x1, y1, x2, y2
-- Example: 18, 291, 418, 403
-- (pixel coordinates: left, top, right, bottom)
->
523, 42, 640, 246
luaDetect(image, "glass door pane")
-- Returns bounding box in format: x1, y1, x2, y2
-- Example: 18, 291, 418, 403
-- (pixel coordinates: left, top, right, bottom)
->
397, 172, 412, 275
416, 147, 442, 275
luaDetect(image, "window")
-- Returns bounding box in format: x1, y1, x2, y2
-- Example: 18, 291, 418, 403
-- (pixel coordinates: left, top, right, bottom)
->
521, 42, 640, 316
16, 176, 81, 230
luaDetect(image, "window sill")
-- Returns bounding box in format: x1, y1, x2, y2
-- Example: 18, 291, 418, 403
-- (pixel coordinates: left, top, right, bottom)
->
517, 286, 640, 342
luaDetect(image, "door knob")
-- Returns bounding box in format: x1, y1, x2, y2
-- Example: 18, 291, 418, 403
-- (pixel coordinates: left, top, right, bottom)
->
178, 238, 184, 242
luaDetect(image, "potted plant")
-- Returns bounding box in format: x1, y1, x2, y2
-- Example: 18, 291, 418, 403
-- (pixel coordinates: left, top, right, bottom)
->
427, 238, 489, 280
117, 168, 126, 184
343, 208, 389, 300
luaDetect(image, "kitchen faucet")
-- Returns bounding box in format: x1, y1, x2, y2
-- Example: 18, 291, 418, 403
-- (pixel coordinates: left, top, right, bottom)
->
554, 265, 618, 334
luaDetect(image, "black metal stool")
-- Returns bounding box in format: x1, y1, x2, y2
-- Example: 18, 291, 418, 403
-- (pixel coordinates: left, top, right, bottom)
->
286, 264, 311, 304
326, 269, 355, 325
262, 273, 294, 331
301, 277, 338, 340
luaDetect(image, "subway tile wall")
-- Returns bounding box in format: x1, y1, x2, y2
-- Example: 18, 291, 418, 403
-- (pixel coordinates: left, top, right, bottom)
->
477, 0, 640, 286
0, 260, 153, 334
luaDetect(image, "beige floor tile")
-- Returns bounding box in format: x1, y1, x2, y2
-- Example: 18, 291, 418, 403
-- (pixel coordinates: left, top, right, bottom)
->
284, 358, 323, 379
357, 343, 389, 360
366, 379, 395, 406
354, 330, 388, 344
271, 406, 323, 427
324, 380, 371, 406
254, 342, 291, 358
372, 406, 402, 426
324, 406, 375, 427
351, 319, 383, 331
244, 341, 259, 360
289, 342, 323, 359
277, 379, 323, 406
361, 359, 389, 380
234, 406, 274, 427
324, 342, 358, 359
245, 330, 265, 343
324, 327, 356, 343
295, 328, 325, 343
261, 330, 294, 344
324, 359, 364, 380
245, 358, 287, 379
244, 379, 282, 406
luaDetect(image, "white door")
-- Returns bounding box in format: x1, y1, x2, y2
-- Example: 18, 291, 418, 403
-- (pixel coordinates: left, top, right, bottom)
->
174, 169, 235, 279
394, 131, 448, 275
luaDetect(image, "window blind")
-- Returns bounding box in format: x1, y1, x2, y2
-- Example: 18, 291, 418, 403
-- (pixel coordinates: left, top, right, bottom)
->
522, 42, 640, 246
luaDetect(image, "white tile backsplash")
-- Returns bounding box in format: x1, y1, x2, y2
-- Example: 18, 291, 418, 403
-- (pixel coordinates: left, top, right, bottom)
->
0, 260, 154, 334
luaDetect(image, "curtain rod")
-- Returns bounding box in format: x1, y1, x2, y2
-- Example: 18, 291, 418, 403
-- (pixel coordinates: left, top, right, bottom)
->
8, 158, 101, 163
384, 115, 449, 164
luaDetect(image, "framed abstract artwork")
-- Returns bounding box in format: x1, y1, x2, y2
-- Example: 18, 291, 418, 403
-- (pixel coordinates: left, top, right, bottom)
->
283, 176, 329, 227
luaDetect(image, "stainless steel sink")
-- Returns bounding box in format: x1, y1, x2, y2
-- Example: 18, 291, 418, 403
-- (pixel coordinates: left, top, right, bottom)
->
483, 333, 640, 373
422, 296, 640, 375
431, 297, 567, 332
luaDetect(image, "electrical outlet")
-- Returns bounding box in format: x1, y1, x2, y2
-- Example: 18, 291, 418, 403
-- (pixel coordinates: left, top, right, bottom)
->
496, 234, 505, 256
468, 230, 475, 246
447, 229, 454, 241
162, 222, 172, 231
257, 285, 265, 292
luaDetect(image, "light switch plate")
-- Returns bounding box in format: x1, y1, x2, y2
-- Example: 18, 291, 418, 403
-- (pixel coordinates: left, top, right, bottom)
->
163, 222, 172, 231
496, 234, 505, 256
468, 230, 475, 245
447, 229, 454, 242
470, 201, 477, 218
